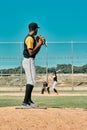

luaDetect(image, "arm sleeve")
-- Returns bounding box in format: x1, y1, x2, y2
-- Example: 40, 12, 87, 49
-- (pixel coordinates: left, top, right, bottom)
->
25, 36, 34, 49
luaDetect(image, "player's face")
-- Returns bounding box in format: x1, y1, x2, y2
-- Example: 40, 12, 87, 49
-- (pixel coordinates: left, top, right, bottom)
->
34, 28, 38, 35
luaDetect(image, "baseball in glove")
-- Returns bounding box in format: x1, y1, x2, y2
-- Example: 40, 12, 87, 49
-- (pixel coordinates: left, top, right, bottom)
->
36, 35, 47, 47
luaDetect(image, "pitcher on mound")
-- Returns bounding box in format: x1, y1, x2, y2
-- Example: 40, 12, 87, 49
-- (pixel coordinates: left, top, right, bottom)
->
22, 22, 46, 108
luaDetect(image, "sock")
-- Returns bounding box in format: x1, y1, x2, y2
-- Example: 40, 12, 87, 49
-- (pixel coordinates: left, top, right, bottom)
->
47, 87, 50, 94
28, 84, 34, 103
41, 88, 45, 94
23, 84, 33, 104
53, 88, 58, 93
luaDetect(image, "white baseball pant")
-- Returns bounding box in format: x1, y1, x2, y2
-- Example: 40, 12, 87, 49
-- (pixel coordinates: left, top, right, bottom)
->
22, 58, 36, 85
52, 81, 57, 89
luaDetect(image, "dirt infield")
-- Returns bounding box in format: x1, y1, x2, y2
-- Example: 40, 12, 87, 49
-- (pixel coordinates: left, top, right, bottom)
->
0, 92, 87, 97
0, 107, 87, 130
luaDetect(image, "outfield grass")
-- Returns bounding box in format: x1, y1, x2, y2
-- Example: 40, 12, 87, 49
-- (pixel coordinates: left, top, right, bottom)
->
0, 96, 87, 108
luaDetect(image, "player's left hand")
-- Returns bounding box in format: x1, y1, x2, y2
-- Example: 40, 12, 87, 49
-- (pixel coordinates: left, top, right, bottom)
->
36, 35, 46, 45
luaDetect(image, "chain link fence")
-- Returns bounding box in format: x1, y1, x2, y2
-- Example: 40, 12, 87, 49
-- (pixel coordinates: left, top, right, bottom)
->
0, 41, 87, 92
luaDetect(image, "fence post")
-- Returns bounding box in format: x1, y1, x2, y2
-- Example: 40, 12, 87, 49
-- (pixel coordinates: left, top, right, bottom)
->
71, 40, 74, 90
20, 42, 23, 91
46, 42, 48, 83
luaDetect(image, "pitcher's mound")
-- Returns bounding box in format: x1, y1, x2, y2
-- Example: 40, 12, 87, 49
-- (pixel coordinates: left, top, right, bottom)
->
0, 107, 87, 130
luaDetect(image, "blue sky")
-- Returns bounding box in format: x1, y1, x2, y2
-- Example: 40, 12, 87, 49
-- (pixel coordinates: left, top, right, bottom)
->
0, 0, 87, 68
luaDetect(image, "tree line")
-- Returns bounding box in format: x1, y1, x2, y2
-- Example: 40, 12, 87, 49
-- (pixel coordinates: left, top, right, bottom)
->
0, 64, 87, 75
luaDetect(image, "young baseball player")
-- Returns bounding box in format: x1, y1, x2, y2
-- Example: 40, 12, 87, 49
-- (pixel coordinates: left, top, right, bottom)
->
22, 22, 45, 108
51, 71, 58, 94
41, 81, 50, 94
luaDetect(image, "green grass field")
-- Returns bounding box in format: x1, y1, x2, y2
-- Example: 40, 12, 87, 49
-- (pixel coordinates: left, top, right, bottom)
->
0, 95, 87, 108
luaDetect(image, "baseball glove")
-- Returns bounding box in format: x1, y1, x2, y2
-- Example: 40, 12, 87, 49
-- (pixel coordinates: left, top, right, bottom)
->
36, 35, 46, 45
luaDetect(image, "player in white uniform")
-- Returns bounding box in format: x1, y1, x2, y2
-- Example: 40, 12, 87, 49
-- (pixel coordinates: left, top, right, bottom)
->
52, 71, 58, 94
22, 22, 45, 108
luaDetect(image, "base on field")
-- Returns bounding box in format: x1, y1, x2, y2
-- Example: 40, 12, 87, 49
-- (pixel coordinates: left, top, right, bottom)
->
15, 106, 47, 109
51, 106, 63, 108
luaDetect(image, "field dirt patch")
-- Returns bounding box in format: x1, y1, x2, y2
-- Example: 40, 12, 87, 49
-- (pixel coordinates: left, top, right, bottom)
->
0, 107, 87, 130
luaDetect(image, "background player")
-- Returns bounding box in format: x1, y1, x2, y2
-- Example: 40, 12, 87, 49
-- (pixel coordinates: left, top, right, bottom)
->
41, 81, 50, 94
51, 71, 58, 94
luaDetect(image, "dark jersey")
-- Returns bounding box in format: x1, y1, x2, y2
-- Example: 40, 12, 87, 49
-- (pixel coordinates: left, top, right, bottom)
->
23, 34, 36, 58
53, 75, 57, 82
43, 81, 48, 87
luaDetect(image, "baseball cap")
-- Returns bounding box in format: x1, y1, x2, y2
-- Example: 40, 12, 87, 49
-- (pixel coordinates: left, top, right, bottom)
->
52, 71, 56, 74
28, 22, 40, 31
